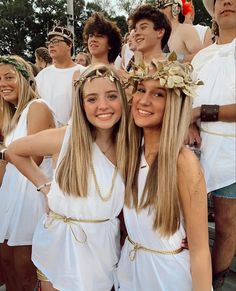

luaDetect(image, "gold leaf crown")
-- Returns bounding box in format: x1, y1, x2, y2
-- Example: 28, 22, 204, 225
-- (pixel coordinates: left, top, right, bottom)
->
126, 52, 203, 98
74, 67, 121, 89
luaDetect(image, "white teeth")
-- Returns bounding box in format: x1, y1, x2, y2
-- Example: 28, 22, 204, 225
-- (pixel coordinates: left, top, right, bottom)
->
97, 114, 112, 118
1, 90, 12, 93
138, 109, 151, 116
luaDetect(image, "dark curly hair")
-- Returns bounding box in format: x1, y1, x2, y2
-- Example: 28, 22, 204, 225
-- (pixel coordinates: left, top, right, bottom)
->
130, 4, 171, 50
83, 12, 122, 63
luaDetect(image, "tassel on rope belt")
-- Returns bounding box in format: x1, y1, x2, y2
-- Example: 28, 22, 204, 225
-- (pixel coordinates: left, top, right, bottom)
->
44, 210, 110, 243
128, 236, 183, 261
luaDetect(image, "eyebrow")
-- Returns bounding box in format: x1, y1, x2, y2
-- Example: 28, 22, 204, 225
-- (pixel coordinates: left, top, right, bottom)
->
138, 22, 149, 27
138, 83, 167, 91
4, 71, 16, 76
84, 90, 118, 98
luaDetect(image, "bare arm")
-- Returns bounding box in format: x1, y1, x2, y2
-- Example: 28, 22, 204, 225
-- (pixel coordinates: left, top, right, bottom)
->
192, 104, 236, 123
27, 100, 55, 165
182, 25, 203, 62
178, 148, 212, 291
203, 28, 213, 48
6, 127, 66, 194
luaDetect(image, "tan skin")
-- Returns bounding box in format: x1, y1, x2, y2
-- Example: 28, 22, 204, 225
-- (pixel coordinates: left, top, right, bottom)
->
0, 64, 55, 291
187, 104, 236, 147
6, 77, 123, 291
133, 79, 211, 291
160, 5, 203, 62
47, 36, 75, 69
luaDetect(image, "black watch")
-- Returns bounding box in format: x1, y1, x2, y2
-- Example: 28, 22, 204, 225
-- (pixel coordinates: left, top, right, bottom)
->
0, 148, 6, 160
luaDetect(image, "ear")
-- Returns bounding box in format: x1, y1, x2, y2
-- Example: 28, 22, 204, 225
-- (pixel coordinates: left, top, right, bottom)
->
156, 28, 165, 39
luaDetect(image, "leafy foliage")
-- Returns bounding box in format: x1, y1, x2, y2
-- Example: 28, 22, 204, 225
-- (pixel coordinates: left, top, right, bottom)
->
0, 0, 212, 60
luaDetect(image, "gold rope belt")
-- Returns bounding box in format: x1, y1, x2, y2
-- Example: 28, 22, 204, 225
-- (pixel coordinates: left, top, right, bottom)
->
36, 269, 49, 282
44, 210, 110, 243
128, 236, 183, 261
201, 127, 236, 138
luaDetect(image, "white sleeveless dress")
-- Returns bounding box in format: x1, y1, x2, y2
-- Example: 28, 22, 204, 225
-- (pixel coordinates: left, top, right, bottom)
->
0, 100, 53, 246
32, 126, 125, 291
117, 153, 192, 291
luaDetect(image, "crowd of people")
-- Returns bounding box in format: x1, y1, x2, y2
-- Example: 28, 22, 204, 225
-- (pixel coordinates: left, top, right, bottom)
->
0, 0, 235, 291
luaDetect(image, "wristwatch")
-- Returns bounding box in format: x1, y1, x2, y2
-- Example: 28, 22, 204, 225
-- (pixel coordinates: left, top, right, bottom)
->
0, 148, 7, 160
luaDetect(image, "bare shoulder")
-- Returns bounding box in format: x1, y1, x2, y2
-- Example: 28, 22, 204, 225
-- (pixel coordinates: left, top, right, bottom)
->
73, 69, 81, 81
28, 99, 51, 114
178, 147, 204, 186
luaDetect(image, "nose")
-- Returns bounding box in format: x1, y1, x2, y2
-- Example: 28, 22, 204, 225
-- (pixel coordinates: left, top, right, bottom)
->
139, 92, 151, 106
0, 78, 7, 87
134, 29, 139, 37
97, 97, 109, 110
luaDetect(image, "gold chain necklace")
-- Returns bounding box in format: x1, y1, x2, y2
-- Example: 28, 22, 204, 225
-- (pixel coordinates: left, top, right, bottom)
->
91, 164, 118, 202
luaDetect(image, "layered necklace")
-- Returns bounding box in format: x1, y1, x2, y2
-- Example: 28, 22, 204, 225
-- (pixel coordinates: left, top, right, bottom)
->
91, 164, 118, 202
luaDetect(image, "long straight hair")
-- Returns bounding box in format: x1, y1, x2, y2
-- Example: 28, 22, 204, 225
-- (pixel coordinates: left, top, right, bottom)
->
0, 55, 37, 138
56, 64, 128, 197
125, 89, 192, 237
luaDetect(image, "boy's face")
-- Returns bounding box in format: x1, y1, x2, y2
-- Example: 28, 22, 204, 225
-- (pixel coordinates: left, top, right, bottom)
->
214, 0, 236, 31
134, 19, 162, 54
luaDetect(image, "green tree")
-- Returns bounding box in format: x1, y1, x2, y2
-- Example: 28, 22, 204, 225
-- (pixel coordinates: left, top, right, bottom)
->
0, 0, 35, 56
117, 0, 144, 14
192, 0, 212, 26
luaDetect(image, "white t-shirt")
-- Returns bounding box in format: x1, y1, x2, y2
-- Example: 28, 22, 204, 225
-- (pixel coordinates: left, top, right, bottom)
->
36, 64, 84, 126
192, 38, 236, 192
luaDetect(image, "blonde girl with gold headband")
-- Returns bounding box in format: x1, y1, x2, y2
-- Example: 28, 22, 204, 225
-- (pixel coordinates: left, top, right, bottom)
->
117, 56, 212, 291
0, 55, 55, 290
5, 64, 128, 291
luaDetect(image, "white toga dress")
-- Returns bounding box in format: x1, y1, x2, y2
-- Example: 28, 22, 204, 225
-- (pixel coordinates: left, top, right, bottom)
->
32, 126, 125, 291
0, 100, 53, 246
117, 153, 192, 291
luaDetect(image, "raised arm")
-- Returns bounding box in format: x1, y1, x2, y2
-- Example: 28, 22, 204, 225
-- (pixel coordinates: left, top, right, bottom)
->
182, 25, 203, 62
178, 147, 212, 291
6, 127, 66, 195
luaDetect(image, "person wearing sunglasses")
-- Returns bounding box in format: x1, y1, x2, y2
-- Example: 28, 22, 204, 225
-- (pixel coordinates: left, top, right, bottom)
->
35, 25, 85, 127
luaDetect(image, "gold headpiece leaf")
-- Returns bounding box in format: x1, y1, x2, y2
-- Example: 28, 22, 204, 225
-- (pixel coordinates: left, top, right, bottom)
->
125, 54, 203, 98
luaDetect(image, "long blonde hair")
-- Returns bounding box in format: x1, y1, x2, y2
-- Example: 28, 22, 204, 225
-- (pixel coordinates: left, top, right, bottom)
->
56, 64, 128, 197
125, 88, 192, 237
0, 55, 37, 138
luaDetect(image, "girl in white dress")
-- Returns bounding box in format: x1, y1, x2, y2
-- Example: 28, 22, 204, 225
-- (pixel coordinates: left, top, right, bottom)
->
6, 64, 128, 291
117, 57, 212, 291
0, 55, 55, 290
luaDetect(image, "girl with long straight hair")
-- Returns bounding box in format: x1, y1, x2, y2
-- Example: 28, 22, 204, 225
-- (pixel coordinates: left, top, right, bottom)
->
117, 57, 212, 291
6, 64, 128, 291
0, 55, 55, 290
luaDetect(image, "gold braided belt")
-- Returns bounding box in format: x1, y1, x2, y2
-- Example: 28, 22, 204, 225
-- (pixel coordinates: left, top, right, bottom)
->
44, 210, 110, 243
36, 269, 49, 282
128, 236, 183, 261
